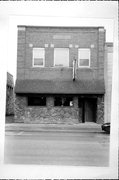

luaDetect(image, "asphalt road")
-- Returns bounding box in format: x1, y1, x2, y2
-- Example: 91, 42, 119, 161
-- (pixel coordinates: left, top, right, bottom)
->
4, 129, 110, 166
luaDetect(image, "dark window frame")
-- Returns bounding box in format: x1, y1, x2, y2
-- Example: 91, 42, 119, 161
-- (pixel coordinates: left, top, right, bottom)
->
54, 96, 73, 107
28, 96, 46, 106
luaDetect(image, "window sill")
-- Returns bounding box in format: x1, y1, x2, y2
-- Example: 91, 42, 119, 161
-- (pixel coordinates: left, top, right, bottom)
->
32, 66, 44, 68
78, 66, 90, 68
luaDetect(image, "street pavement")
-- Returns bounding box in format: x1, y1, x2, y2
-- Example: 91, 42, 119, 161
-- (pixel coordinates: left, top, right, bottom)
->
4, 123, 110, 166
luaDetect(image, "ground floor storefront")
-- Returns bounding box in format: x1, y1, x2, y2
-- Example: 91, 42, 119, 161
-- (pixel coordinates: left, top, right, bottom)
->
15, 94, 104, 124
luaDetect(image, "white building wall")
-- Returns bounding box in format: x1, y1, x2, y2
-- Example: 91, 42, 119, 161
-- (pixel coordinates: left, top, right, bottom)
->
104, 43, 113, 123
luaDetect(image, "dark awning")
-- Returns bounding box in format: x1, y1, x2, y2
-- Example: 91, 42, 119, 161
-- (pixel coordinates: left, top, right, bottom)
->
15, 79, 105, 94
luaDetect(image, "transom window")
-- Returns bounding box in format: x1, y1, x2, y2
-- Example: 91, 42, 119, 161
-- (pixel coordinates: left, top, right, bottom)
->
54, 48, 69, 67
78, 48, 90, 67
54, 97, 73, 107
33, 48, 45, 67
28, 96, 46, 106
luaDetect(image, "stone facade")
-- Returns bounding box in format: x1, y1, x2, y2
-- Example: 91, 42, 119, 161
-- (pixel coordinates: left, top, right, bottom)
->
97, 95, 104, 124
14, 95, 27, 122
15, 95, 104, 124
15, 95, 80, 124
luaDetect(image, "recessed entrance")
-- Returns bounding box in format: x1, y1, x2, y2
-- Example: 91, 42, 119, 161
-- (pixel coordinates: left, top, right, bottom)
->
78, 98, 97, 123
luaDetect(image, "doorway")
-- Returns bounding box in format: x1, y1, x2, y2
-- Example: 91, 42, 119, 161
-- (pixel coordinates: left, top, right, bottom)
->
78, 98, 97, 123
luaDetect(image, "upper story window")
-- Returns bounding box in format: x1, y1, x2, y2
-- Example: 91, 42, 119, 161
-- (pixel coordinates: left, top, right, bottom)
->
54, 48, 69, 67
78, 49, 90, 68
33, 48, 45, 67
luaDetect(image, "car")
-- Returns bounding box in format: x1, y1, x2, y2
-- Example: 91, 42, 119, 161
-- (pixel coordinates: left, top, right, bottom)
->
101, 122, 110, 134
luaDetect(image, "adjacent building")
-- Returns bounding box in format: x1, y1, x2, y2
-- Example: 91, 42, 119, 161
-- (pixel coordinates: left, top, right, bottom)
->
104, 43, 113, 123
6, 72, 14, 116
15, 26, 106, 124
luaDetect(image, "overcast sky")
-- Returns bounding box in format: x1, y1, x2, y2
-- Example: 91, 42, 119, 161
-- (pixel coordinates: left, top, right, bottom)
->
0, 1, 117, 82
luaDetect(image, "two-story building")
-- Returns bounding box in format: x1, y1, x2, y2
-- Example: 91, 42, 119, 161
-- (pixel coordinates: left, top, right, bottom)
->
15, 26, 105, 124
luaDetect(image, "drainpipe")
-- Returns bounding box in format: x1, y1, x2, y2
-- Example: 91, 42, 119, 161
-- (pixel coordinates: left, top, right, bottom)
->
73, 58, 77, 81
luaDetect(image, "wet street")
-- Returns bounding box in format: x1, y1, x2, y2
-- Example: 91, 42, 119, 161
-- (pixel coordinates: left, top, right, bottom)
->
4, 124, 110, 166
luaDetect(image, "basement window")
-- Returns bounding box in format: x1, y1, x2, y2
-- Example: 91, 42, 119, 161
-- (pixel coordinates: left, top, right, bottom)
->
54, 97, 73, 107
28, 96, 46, 106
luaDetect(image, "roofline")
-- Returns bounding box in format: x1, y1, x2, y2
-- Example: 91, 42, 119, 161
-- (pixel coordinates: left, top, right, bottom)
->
7, 72, 13, 77
15, 92, 105, 95
17, 25, 105, 29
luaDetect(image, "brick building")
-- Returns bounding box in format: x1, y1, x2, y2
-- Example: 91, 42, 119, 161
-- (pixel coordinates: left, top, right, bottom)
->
15, 26, 105, 124
6, 72, 14, 116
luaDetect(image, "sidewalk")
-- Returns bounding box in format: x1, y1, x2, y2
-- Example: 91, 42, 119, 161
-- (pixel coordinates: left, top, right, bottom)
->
5, 122, 102, 133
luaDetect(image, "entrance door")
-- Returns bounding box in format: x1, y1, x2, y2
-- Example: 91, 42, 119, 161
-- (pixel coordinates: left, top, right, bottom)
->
78, 98, 96, 123
85, 99, 96, 122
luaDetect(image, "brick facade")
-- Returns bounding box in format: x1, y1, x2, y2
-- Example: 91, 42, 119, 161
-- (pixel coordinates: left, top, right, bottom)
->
17, 26, 105, 82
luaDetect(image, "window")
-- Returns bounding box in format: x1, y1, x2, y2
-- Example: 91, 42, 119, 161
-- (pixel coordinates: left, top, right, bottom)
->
33, 48, 45, 67
54, 97, 73, 107
54, 48, 69, 67
28, 96, 46, 106
78, 49, 90, 67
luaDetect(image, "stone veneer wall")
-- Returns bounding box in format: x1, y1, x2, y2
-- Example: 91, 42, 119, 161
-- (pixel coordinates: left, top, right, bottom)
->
15, 94, 104, 124
15, 95, 27, 122
15, 95, 80, 124
97, 95, 104, 124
